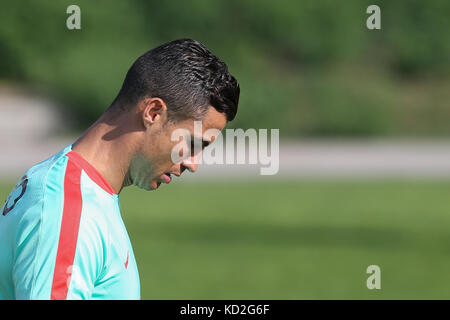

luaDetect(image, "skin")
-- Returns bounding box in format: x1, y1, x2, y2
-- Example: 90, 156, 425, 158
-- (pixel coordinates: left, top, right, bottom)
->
71, 97, 227, 194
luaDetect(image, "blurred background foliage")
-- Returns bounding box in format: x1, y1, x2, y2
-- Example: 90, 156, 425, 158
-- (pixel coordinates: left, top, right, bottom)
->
0, 0, 449, 136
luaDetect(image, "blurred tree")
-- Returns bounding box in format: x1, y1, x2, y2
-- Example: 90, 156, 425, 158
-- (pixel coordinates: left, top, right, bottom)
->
0, 0, 448, 136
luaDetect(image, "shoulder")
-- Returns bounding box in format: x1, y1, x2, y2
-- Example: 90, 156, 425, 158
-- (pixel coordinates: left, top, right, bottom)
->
6, 144, 118, 248
6, 147, 71, 243
1, 145, 68, 221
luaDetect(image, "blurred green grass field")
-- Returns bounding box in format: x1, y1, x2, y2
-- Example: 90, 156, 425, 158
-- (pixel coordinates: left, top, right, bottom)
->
2, 179, 450, 299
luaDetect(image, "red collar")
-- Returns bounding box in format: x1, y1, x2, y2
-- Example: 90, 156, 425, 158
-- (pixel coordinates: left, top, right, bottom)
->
66, 150, 117, 195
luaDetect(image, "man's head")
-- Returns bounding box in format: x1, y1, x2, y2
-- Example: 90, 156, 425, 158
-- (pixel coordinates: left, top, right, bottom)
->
108, 39, 240, 190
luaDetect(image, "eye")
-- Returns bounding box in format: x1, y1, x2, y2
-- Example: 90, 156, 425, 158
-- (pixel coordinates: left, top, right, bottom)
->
190, 139, 210, 156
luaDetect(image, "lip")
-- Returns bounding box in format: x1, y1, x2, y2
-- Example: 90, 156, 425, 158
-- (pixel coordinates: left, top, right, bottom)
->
161, 173, 171, 184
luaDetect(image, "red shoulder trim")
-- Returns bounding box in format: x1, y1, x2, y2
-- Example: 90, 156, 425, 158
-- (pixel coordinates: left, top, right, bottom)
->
50, 158, 83, 300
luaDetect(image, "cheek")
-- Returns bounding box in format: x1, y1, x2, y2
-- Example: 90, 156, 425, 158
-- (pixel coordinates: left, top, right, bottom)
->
164, 141, 187, 165
151, 146, 177, 172
145, 130, 185, 172
145, 139, 173, 164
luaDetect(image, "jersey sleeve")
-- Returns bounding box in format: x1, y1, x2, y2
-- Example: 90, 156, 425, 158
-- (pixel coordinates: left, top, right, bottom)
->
12, 209, 106, 300
11, 198, 46, 300
12, 159, 106, 300
63, 210, 108, 300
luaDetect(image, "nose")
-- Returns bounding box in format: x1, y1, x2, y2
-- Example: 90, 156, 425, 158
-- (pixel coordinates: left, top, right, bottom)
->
181, 154, 200, 173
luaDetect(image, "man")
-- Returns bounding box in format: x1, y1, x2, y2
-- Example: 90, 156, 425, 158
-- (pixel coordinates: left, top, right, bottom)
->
0, 39, 240, 299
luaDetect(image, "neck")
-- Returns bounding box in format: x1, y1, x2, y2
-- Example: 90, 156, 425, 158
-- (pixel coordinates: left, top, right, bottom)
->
71, 111, 142, 194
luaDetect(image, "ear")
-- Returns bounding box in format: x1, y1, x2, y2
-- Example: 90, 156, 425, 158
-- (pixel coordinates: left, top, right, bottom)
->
140, 97, 167, 128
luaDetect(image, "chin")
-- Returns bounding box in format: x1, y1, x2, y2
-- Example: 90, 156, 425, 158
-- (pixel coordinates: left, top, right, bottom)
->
133, 179, 154, 191
135, 184, 151, 191
148, 180, 161, 191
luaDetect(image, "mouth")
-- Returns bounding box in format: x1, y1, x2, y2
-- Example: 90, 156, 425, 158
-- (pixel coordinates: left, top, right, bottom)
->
161, 172, 172, 184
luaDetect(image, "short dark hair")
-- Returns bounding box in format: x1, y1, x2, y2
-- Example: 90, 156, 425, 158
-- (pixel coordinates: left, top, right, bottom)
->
110, 39, 240, 122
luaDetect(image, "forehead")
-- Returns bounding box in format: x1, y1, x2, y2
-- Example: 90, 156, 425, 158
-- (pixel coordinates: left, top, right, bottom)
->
174, 107, 227, 134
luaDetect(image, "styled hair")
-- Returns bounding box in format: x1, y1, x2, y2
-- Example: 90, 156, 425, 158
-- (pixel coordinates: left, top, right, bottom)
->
110, 38, 240, 122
